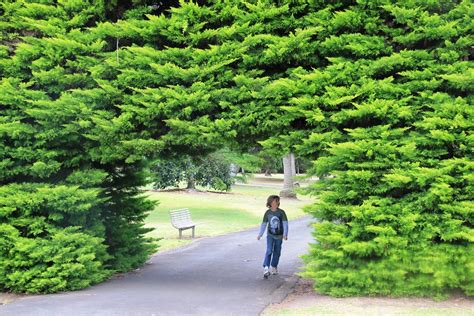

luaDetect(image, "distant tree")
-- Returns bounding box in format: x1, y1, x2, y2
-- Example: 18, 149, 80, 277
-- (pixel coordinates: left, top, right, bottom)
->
258, 152, 283, 176
220, 148, 263, 174
151, 152, 234, 192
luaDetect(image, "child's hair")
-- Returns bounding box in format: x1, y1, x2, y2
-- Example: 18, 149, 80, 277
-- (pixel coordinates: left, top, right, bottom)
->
266, 195, 280, 208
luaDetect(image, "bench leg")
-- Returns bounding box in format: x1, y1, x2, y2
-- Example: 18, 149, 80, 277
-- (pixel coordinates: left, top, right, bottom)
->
179, 229, 182, 239
192, 227, 195, 239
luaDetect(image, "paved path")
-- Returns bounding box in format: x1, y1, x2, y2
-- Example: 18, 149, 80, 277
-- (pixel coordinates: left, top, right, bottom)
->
1, 217, 314, 316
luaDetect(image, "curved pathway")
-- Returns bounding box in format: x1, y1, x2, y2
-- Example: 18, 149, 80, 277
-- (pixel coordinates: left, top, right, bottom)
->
1, 216, 314, 316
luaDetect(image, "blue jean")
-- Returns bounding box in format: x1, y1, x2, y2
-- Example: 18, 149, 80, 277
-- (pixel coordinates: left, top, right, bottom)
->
263, 235, 283, 268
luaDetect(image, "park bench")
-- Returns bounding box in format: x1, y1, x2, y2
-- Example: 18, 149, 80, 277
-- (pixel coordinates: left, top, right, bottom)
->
169, 208, 196, 239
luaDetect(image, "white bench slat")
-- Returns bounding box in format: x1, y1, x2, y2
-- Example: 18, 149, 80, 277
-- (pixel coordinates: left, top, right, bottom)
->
169, 208, 196, 239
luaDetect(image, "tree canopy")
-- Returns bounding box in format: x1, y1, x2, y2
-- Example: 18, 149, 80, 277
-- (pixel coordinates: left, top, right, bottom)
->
1, 0, 472, 297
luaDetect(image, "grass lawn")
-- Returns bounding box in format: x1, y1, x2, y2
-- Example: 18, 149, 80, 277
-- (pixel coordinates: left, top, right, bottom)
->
144, 175, 314, 252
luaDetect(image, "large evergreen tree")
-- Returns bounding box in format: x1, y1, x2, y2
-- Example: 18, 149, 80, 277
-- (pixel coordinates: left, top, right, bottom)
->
289, 1, 473, 298
0, 0, 158, 292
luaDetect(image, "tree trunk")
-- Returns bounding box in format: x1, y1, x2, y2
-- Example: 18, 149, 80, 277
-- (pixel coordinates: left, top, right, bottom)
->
186, 174, 196, 191
280, 153, 297, 198
290, 152, 300, 188
290, 152, 296, 176
230, 163, 239, 176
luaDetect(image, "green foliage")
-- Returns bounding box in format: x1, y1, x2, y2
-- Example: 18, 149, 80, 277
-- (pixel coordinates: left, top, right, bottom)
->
151, 159, 186, 189
1, 0, 472, 297
151, 152, 234, 191
0, 0, 156, 293
293, 0, 474, 298
195, 152, 234, 191
0, 183, 110, 293
0, 227, 111, 294
220, 148, 265, 173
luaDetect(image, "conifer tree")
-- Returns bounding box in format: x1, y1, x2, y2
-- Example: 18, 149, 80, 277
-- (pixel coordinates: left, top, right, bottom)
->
0, 0, 157, 292
283, 0, 473, 298
103, 0, 472, 297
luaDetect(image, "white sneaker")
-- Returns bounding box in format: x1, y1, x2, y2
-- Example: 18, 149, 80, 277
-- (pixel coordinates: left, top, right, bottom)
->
271, 267, 278, 275
263, 266, 270, 278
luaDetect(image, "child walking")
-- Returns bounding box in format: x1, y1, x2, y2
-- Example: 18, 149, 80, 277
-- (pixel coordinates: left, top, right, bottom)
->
257, 195, 288, 278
